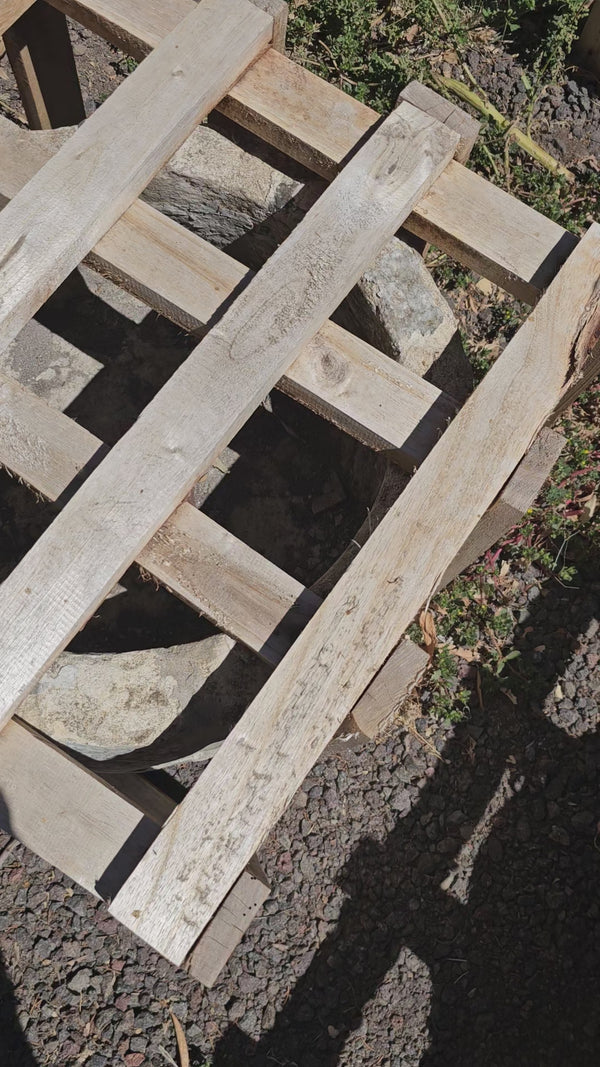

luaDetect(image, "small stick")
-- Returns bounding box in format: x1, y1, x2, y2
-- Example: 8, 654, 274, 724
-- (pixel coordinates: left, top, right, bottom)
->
435, 75, 575, 182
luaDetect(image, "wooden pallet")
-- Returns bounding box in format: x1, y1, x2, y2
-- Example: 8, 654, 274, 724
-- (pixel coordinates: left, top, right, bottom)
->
0, 0, 598, 983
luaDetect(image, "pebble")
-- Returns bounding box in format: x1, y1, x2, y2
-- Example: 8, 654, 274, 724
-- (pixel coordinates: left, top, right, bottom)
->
67, 968, 93, 994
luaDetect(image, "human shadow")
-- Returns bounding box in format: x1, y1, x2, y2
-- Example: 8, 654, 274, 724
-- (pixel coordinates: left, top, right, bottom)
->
0, 796, 39, 1067
208, 560, 600, 1066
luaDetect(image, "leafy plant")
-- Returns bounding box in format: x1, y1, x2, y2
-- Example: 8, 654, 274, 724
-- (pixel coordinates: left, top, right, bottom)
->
427, 644, 471, 722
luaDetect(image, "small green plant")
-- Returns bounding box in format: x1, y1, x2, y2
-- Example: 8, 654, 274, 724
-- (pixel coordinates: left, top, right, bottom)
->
288, 0, 429, 110
112, 53, 138, 76
427, 644, 471, 722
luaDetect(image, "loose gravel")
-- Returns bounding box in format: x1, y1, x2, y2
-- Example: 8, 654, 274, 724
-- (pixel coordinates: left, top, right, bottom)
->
1, 572, 598, 1066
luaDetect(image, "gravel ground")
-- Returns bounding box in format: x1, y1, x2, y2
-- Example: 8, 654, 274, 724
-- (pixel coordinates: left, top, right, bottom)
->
0, 14, 599, 1067
0, 572, 599, 1066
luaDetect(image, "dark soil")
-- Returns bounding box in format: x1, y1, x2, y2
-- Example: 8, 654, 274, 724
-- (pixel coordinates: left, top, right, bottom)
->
0, 10, 599, 1067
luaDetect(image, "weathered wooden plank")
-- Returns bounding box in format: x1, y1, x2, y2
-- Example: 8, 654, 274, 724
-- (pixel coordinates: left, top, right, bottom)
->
0, 367, 99, 496
0, 0, 273, 356
347, 639, 429, 738
0, 104, 459, 731
43, 0, 578, 302
49, 0, 191, 52
278, 320, 456, 465
4, 0, 85, 129
0, 719, 269, 983
50, 0, 289, 54
110, 225, 600, 964
0, 116, 456, 471
405, 162, 579, 305
353, 426, 566, 734
188, 856, 270, 986
0, 0, 34, 36
439, 426, 565, 587
0, 720, 167, 895
398, 80, 480, 165
140, 507, 321, 668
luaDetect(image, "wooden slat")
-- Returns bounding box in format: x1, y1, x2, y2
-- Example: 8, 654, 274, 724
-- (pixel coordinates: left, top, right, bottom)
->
51, 0, 289, 54
277, 320, 456, 464
140, 507, 321, 668
439, 426, 565, 587
110, 225, 600, 965
188, 856, 269, 986
0, 719, 269, 984
44, 0, 580, 304
4, 0, 85, 129
352, 426, 565, 736
0, 116, 457, 471
49, 0, 193, 51
0, 0, 273, 355
0, 367, 99, 497
0, 720, 167, 895
348, 639, 429, 738
398, 81, 480, 165
405, 162, 579, 305
0, 0, 34, 35
0, 104, 459, 730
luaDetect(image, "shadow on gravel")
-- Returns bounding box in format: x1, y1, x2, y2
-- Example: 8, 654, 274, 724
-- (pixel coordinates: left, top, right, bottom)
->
210, 567, 600, 1067
0, 796, 38, 1067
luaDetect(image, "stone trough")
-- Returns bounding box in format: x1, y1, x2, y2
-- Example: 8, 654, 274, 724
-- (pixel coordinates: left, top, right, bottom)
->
1, 117, 471, 770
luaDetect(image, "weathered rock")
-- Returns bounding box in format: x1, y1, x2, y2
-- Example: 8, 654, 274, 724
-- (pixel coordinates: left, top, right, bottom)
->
337, 241, 473, 400
145, 123, 302, 250
19, 636, 234, 762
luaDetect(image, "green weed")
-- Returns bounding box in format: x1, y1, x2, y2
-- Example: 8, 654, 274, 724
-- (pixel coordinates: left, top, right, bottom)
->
427, 644, 471, 722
